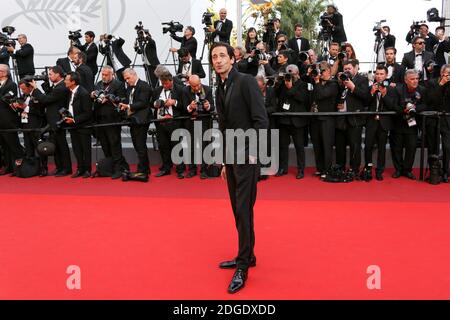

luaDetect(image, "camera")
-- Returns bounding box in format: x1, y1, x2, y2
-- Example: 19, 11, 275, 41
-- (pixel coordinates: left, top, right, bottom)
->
56, 108, 74, 128
154, 99, 166, 109
410, 20, 426, 36
202, 12, 214, 26
264, 19, 275, 32
23, 70, 49, 83
68, 30, 82, 45
404, 99, 417, 127
338, 51, 346, 60
254, 49, 268, 62
425, 60, 437, 69
92, 90, 107, 103
339, 72, 352, 82
162, 21, 184, 35
375, 80, 390, 88
135, 21, 151, 43
106, 94, 126, 108
320, 13, 333, 28
2, 26, 16, 36
298, 51, 310, 63
373, 19, 387, 36
309, 64, 322, 78
196, 91, 207, 113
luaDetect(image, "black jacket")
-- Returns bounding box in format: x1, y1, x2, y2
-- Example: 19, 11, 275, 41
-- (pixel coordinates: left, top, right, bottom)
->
99, 38, 132, 69
56, 57, 76, 74
68, 86, 93, 129
381, 62, 406, 85
393, 84, 428, 134
330, 12, 347, 43
366, 86, 399, 131
336, 74, 370, 128
406, 32, 438, 52
0, 78, 19, 129
81, 42, 99, 75
14, 43, 35, 76
23, 91, 46, 129
182, 84, 215, 115
0, 46, 10, 66
143, 38, 160, 66
425, 79, 450, 128
171, 35, 198, 60
32, 80, 71, 128
152, 82, 186, 119
312, 79, 339, 121
276, 79, 311, 128
433, 40, 450, 67
288, 37, 311, 54
177, 59, 206, 79
76, 64, 94, 93
125, 79, 152, 124
93, 79, 126, 123
401, 50, 435, 79
212, 19, 233, 43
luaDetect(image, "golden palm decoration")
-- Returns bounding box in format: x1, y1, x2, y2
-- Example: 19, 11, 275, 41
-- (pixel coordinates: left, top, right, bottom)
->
244, 0, 283, 23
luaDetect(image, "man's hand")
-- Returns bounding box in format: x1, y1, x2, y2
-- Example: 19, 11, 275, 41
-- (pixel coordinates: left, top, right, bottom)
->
169, 48, 178, 53
370, 84, 379, 96
337, 103, 345, 110
440, 74, 450, 86
7, 46, 14, 53
119, 103, 130, 111
64, 117, 75, 124
165, 98, 176, 107
203, 100, 210, 111
379, 86, 388, 97
188, 100, 197, 112
344, 79, 355, 92
259, 59, 268, 65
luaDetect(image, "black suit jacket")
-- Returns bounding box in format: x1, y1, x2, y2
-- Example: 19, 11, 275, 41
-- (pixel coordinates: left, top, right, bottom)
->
382, 62, 406, 84
425, 79, 450, 128
144, 38, 160, 66
81, 42, 99, 75
93, 79, 126, 123
401, 50, 435, 80
434, 40, 450, 67
276, 79, 311, 128
212, 19, 233, 43
330, 12, 347, 43
171, 35, 198, 60
76, 64, 94, 93
0, 78, 19, 129
69, 86, 93, 129
99, 38, 132, 69
125, 79, 152, 124
337, 74, 370, 128
393, 84, 428, 134
312, 79, 340, 121
0, 46, 10, 66
182, 84, 215, 115
14, 43, 35, 76
366, 86, 399, 131
177, 59, 206, 79
288, 37, 310, 54
32, 80, 71, 128
152, 82, 186, 118
56, 57, 76, 74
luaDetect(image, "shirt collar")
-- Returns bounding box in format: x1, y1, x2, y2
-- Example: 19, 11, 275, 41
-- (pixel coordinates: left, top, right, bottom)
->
71, 85, 80, 94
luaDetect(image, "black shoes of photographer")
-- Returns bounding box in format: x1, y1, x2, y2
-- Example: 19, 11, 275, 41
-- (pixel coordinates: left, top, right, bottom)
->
155, 170, 170, 178
219, 257, 256, 269
296, 170, 304, 180
392, 171, 402, 179
186, 170, 197, 179
111, 171, 123, 180
55, 170, 72, 177
375, 171, 384, 181
403, 172, 416, 180
71, 170, 91, 178
275, 169, 287, 177
228, 268, 248, 294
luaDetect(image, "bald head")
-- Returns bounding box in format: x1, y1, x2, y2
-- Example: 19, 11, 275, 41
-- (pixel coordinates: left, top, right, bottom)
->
189, 75, 202, 92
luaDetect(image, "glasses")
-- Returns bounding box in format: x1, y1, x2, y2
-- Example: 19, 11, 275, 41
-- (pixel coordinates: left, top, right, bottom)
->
278, 40, 285, 43
415, 42, 425, 45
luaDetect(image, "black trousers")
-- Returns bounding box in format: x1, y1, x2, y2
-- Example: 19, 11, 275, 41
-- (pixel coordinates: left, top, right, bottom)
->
97, 125, 129, 173
426, 120, 450, 173
130, 123, 150, 174
364, 120, 389, 172
23, 124, 47, 169
279, 124, 305, 171
390, 130, 417, 173
70, 129, 92, 173
144, 65, 159, 89
335, 126, 362, 171
185, 118, 211, 173
225, 164, 259, 270
0, 132, 24, 170
310, 118, 335, 173
155, 121, 185, 174
49, 129, 72, 172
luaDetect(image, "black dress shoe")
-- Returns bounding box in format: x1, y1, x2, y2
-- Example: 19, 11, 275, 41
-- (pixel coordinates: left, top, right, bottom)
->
111, 172, 122, 180
0, 169, 13, 176
177, 172, 185, 179
228, 269, 248, 294
186, 171, 196, 178
39, 168, 48, 177
71, 170, 83, 178
375, 171, 384, 181
404, 172, 416, 180
442, 174, 449, 183
219, 257, 256, 269
275, 169, 287, 177
56, 170, 71, 177
296, 170, 304, 180
392, 171, 401, 179
200, 171, 208, 179
82, 172, 91, 179
155, 170, 170, 177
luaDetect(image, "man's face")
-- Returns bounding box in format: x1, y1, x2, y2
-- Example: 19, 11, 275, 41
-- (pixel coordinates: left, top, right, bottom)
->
441, 67, 450, 80
64, 75, 75, 89
123, 73, 137, 86
161, 79, 173, 90
343, 63, 357, 77
233, 48, 242, 60
18, 35, 27, 46
19, 83, 33, 95
321, 68, 331, 81
329, 45, 339, 57
85, 35, 94, 44
181, 54, 191, 63
256, 42, 265, 52
0, 67, 7, 80
277, 37, 287, 50
327, 6, 335, 15
308, 50, 318, 64
382, 26, 390, 35
385, 49, 396, 63
413, 39, 425, 53
277, 54, 288, 65
436, 29, 445, 39
405, 73, 419, 89
184, 28, 192, 38
69, 49, 80, 61
189, 80, 201, 93
294, 27, 303, 38
219, 9, 227, 20
48, 70, 61, 83
375, 70, 387, 83
211, 46, 234, 76
419, 26, 428, 36
101, 70, 114, 83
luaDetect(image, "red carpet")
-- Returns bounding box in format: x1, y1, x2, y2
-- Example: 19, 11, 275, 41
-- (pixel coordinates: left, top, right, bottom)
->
0, 167, 449, 300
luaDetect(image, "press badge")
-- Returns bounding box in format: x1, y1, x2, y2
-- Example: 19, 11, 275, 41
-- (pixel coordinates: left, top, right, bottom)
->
283, 103, 291, 111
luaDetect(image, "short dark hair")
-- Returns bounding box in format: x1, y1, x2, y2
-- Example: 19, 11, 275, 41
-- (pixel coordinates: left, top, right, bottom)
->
186, 26, 195, 35
77, 51, 87, 63
66, 71, 81, 85
18, 79, 32, 87
67, 46, 79, 55
159, 72, 173, 82
278, 50, 289, 59
412, 36, 424, 44
330, 42, 340, 48
385, 47, 397, 54
343, 59, 359, 67
375, 65, 388, 74
436, 26, 445, 33
209, 42, 235, 65
294, 23, 303, 30
49, 66, 65, 77
85, 31, 95, 38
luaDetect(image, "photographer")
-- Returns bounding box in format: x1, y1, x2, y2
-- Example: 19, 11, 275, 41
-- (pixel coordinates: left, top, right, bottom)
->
135, 29, 160, 89
270, 34, 291, 70
247, 42, 275, 78
92, 66, 129, 179
170, 26, 198, 60
288, 24, 310, 62
74, 51, 94, 93
31, 66, 72, 177
0, 64, 24, 176
374, 25, 396, 63
99, 35, 132, 82
274, 65, 310, 179
310, 62, 339, 177
318, 42, 342, 77
118, 68, 153, 180
391, 69, 428, 180
56, 46, 81, 74
335, 59, 370, 177
209, 8, 233, 44
152, 72, 186, 179
176, 48, 205, 83
0, 39, 10, 66
401, 36, 435, 84
363, 65, 399, 181
425, 64, 450, 183
63, 71, 93, 178
321, 4, 347, 44
273, 50, 290, 75
80, 31, 99, 77
406, 23, 438, 52
380, 47, 405, 86
182, 75, 214, 179
7, 34, 35, 79
433, 27, 450, 76
263, 18, 286, 52
233, 46, 249, 73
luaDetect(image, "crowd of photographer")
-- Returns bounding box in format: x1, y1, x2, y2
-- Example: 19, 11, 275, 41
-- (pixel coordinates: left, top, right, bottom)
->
0, 5, 449, 183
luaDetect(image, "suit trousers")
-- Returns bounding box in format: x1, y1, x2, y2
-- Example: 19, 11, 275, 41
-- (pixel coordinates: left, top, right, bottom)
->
390, 130, 417, 173
70, 129, 92, 173
130, 123, 150, 174
279, 124, 305, 171
364, 120, 389, 171
49, 129, 72, 172
97, 125, 129, 173
335, 126, 363, 171
310, 118, 335, 173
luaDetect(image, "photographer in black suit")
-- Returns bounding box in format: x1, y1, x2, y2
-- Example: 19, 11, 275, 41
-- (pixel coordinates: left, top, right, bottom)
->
401, 36, 435, 84
92, 66, 129, 179
31, 66, 72, 177
322, 5, 347, 44
81, 31, 99, 77
99, 35, 132, 82
288, 24, 310, 63
405, 23, 438, 53
170, 26, 198, 60
433, 27, 450, 76
7, 34, 35, 78
381, 47, 405, 86
0, 64, 24, 176
391, 69, 428, 180
118, 68, 152, 179
209, 8, 233, 44
183, 75, 214, 179
210, 42, 269, 294
176, 48, 206, 83
263, 18, 286, 52
64, 72, 93, 178
74, 52, 94, 93
363, 65, 399, 181
274, 64, 310, 179
335, 59, 370, 176
140, 32, 160, 88
56, 46, 80, 74
374, 26, 396, 64
425, 64, 450, 183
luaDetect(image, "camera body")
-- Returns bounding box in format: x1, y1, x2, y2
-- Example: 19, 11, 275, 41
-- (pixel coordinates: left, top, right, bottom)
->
23, 71, 49, 83
92, 90, 107, 104
298, 51, 310, 63
196, 91, 207, 113
373, 19, 387, 36
162, 21, 184, 35
339, 72, 352, 82
135, 21, 151, 44
375, 80, 390, 88
202, 12, 214, 26
338, 51, 347, 60
411, 20, 426, 36
404, 99, 418, 127
56, 108, 74, 128
68, 30, 82, 46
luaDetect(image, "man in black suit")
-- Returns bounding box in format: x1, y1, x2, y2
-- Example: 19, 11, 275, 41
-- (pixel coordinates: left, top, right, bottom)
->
405, 23, 438, 53
81, 31, 99, 77
323, 5, 347, 44
63, 72, 93, 178
425, 64, 450, 183
274, 64, 310, 179
263, 18, 286, 52
118, 68, 152, 179
56, 46, 81, 74
15, 80, 47, 175
374, 26, 396, 64
74, 52, 94, 93
139, 32, 160, 89
433, 27, 450, 76
381, 47, 405, 86
183, 75, 214, 179
0, 43, 10, 66
335, 59, 370, 176
0, 64, 24, 176
391, 69, 428, 180
152, 72, 186, 178
210, 42, 269, 294
31, 66, 72, 177
92, 66, 129, 179
99, 35, 132, 82
288, 23, 310, 63
402, 36, 435, 83
177, 48, 206, 83
7, 34, 35, 78
209, 8, 233, 44
170, 26, 198, 60
363, 65, 399, 181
